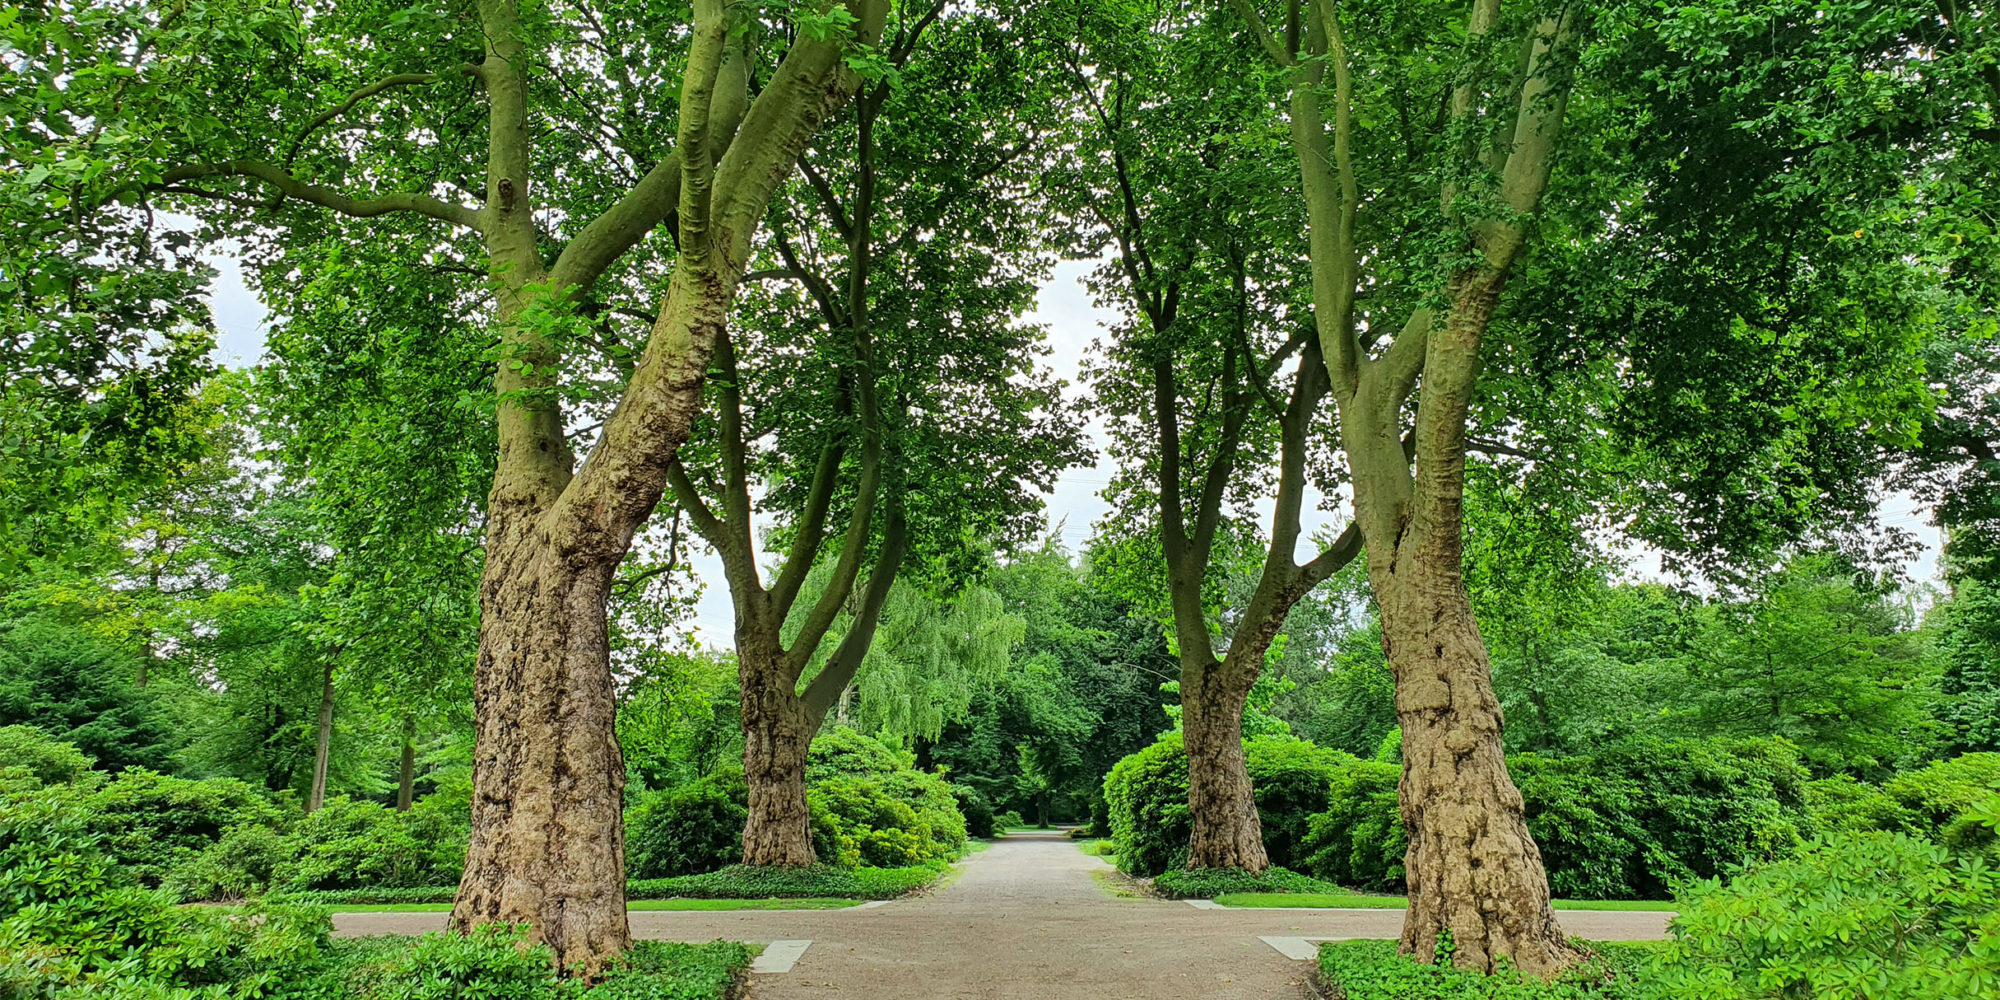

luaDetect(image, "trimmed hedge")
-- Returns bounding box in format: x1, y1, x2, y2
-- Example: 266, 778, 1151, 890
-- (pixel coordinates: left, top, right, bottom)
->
1151, 866, 1341, 900
1103, 733, 1349, 877
278, 863, 948, 905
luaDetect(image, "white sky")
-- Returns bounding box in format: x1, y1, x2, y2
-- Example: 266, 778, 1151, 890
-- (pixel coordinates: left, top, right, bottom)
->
205, 255, 1944, 644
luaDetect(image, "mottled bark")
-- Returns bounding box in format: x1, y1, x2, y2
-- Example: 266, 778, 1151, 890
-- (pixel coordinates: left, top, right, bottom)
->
307, 659, 334, 814
1228, 0, 1582, 973
1181, 658, 1266, 870
1378, 560, 1575, 974
397, 714, 417, 811
740, 640, 817, 866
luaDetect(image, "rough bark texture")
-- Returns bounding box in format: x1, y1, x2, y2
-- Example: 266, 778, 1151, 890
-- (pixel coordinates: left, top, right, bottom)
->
740, 641, 817, 866
1379, 566, 1574, 974
1229, 0, 1583, 973
453, 537, 633, 973
307, 660, 334, 814
1181, 658, 1266, 870
442, 0, 883, 974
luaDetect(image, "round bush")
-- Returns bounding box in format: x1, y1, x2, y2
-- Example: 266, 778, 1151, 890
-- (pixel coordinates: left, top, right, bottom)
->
1103, 733, 1352, 877
81, 769, 290, 887
1882, 752, 2000, 854
627, 769, 749, 878
282, 796, 466, 891
0, 725, 95, 791
1300, 756, 1403, 891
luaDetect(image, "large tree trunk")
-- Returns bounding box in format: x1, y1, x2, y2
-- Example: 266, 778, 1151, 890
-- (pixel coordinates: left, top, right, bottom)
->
307, 659, 334, 813
1181, 658, 1267, 871
396, 714, 417, 811
739, 642, 817, 866
453, 537, 632, 973
1376, 559, 1577, 975
1343, 272, 1582, 977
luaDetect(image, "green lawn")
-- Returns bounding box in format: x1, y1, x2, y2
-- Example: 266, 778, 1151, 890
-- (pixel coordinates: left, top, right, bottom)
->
325, 897, 864, 913
1213, 892, 1678, 912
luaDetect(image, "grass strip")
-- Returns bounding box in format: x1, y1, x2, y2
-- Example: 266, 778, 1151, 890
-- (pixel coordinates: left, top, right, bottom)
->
1214, 891, 1679, 911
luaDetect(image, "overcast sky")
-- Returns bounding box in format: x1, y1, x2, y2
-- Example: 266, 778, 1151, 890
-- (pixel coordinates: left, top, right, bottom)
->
204, 254, 1943, 644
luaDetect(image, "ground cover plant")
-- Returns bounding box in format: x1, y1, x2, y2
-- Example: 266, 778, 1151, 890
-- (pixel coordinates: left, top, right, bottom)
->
6, 0, 2000, 984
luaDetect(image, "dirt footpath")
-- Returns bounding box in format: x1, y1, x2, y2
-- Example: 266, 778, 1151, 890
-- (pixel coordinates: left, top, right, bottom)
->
333, 830, 1671, 999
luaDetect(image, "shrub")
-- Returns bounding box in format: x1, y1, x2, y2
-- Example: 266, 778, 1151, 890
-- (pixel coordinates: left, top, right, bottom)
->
588, 941, 754, 1000
627, 769, 748, 878
81, 769, 290, 887
1300, 756, 1404, 892
1151, 866, 1340, 899
806, 727, 912, 782
164, 822, 297, 902
1805, 774, 1907, 835
0, 788, 331, 999
0, 725, 96, 791
1643, 831, 2000, 1000
1882, 752, 2000, 854
1103, 733, 1350, 877
625, 730, 966, 873
282, 796, 466, 892
951, 784, 995, 839
349, 922, 554, 1000
1318, 938, 1650, 999
993, 809, 1025, 831
627, 863, 942, 901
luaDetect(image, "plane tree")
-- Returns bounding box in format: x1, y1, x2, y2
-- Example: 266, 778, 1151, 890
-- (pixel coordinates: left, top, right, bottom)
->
7, 0, 903, 970
1051, 0, 1363, 871
665, 11, 1082, 865
1219, 0, 1947, 975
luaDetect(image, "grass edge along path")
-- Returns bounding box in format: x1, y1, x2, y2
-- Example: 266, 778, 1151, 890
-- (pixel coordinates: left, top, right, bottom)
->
1218, 891, 1679, 912
278, 862, 948, 907
323, 897, 866, 913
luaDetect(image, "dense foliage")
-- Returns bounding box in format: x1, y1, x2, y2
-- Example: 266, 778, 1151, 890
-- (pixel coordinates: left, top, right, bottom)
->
1103, 733, 1351, 877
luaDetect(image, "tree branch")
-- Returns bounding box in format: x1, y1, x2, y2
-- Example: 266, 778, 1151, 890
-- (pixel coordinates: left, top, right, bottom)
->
801, 506, 908, 722
156, 160, 480, 230
284, 72, 442, 165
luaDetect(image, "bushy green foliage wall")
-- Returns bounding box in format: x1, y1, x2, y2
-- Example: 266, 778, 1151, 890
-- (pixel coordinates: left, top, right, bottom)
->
1102, 733, 1349, 877
625, 728, 967, 877
1645, 831, 2000, 999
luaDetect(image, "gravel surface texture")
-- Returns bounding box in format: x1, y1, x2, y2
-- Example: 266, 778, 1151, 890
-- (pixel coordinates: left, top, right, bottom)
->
332, 830, 1673, 999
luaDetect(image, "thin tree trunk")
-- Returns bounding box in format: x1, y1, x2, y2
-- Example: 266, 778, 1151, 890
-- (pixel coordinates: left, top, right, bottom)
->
308, 658, 334, 813
397, 714, 417, 811
740, 641, 817, 866
1181, 658, 1267, 870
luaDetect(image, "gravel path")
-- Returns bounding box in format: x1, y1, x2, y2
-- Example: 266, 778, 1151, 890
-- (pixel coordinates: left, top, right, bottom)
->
332, 831, 1672, 999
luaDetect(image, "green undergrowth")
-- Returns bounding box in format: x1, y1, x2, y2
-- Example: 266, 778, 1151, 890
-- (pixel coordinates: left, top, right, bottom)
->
324, 930, 753, 1000
1150, 865, 1342, 899
1318, 938, 1661, 1000
276, 863, 944, 906
1077, 838, 1116, 860
321, 897, 863, 913
1218, 892, 1679, 912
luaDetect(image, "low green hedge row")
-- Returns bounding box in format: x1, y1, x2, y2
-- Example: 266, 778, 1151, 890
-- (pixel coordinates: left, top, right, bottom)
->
1151, 866, 1342, 900
277, 862, 948, 905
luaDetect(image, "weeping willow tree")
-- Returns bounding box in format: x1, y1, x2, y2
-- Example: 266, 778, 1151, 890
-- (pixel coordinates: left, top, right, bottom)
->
795, 579, 1024, 741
